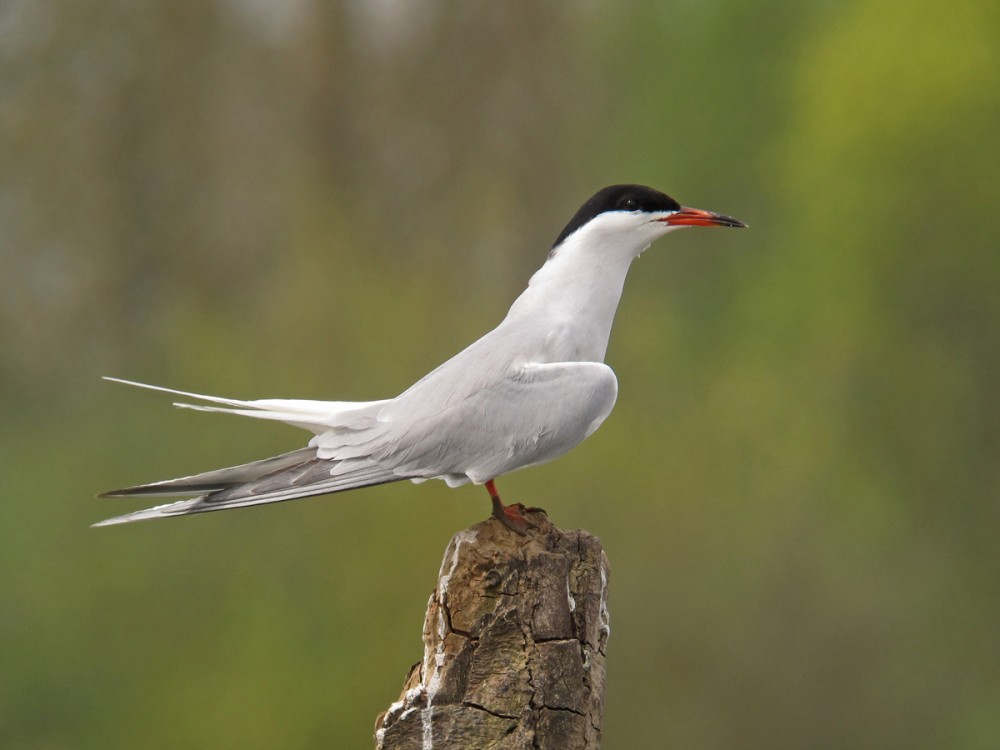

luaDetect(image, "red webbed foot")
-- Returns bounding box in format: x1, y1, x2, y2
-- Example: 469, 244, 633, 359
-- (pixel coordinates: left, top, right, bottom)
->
485, 479, 544, 535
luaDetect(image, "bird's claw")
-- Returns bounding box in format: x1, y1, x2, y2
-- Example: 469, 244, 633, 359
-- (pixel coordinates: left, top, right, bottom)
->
491, 497, 541, 535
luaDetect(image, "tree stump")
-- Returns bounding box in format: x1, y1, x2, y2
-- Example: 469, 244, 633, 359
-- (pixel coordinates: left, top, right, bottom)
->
375, 510, 610, 750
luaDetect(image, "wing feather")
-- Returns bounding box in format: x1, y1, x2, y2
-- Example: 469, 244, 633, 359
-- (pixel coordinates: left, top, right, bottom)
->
94, 459, 403, 526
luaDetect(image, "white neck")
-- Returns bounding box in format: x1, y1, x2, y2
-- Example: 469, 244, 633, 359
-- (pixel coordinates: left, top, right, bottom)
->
500, 213, 678, 363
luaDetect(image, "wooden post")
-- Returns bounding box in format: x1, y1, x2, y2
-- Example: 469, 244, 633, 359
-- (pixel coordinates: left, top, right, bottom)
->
375, 510, 610, 750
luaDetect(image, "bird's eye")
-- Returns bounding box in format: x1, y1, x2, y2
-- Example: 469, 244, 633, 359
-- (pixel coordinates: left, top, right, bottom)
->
621, 198, 638, 211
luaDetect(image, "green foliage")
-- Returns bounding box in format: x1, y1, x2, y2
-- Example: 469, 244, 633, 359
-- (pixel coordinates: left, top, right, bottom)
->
1, 0, 997, 747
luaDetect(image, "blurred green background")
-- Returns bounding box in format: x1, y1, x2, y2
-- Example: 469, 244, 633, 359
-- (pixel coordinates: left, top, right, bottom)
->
2, 0, 998, 747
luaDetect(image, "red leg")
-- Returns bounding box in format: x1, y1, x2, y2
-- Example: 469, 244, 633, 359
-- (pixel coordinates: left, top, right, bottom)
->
485, 479, 532, 535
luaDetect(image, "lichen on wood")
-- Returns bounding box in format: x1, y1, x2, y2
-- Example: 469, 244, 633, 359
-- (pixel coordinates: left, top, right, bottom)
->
375, 510, 610, 750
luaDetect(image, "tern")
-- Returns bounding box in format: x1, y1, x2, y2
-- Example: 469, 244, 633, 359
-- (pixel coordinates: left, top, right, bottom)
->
97, 184, 745, 531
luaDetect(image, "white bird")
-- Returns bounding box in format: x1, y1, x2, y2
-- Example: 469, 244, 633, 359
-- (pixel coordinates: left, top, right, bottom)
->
97, 185, 745, 531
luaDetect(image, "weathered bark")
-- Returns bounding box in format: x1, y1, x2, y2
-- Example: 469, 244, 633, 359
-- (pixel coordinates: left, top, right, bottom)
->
375, 510, 610, 750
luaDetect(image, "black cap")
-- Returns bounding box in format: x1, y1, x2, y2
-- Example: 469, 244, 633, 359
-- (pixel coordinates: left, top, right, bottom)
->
553, 185, 681, 247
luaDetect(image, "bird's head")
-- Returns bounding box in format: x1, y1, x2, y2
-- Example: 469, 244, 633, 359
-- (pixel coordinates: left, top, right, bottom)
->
551, 184, 746, 258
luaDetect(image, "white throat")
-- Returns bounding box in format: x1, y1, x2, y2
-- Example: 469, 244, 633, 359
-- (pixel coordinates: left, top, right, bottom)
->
500, 212, 680, 363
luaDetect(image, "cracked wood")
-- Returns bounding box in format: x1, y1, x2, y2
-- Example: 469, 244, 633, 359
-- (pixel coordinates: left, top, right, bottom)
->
375, 510, 610, 750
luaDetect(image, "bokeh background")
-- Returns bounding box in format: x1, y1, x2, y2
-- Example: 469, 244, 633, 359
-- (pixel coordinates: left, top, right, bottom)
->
2, 0, 998, 747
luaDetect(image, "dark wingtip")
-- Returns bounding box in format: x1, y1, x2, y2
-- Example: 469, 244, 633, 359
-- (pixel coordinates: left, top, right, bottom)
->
98, 487, 146, 498
97, 486, 140, 498
98, 483, 224, 498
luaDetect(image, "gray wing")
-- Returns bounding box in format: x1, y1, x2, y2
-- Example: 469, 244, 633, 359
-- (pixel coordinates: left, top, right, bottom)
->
96, 358, 618, 525
95, 380, 402, 526
317, 360, 620, 484
94, 453, 404, 526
